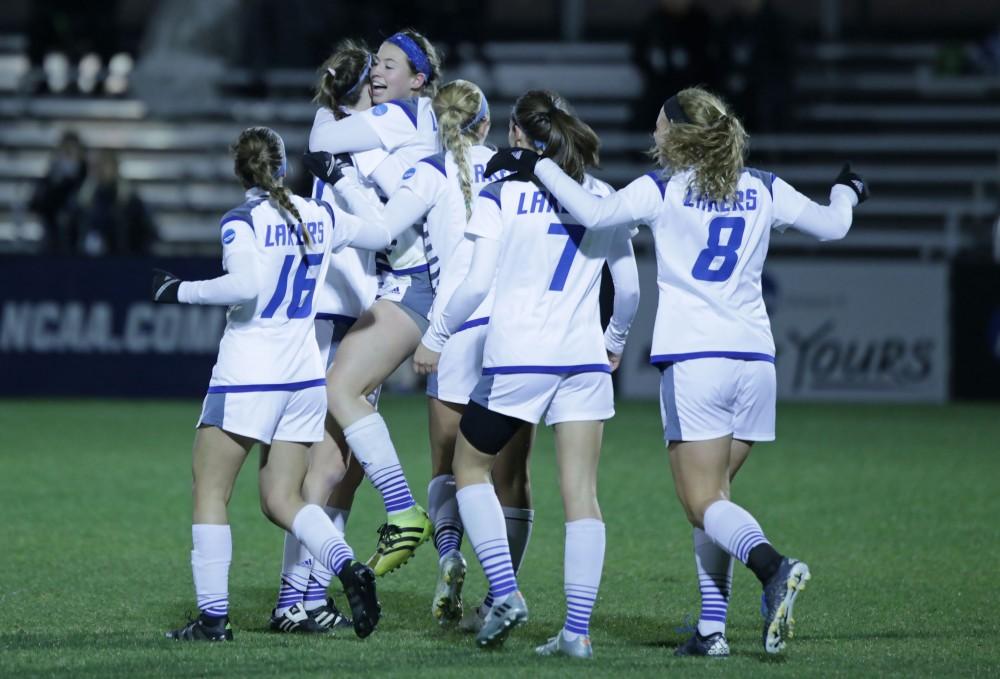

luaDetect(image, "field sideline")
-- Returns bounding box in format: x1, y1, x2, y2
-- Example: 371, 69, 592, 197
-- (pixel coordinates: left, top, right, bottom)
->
2, 397, 998, 677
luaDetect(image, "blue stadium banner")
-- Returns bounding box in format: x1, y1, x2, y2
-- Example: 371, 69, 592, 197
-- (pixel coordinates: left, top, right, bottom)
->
0, 256, 227, 397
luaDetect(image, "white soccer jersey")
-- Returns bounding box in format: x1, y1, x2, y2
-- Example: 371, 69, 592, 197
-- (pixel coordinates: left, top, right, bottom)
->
355, 97, 440, 275
468, 174, 627, 374
207, 189, 362, 390
399, 144, 499, 322
618, 168, 810, 363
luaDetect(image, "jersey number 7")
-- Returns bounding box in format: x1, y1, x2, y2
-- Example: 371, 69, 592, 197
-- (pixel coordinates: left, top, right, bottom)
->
547, 223, 585, 291
262, 253, 323, 319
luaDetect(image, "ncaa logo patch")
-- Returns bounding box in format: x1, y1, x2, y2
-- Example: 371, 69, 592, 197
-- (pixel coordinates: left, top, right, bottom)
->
402, 167, 416, 180
222, 228, 236, 245
372, 103, 388, 116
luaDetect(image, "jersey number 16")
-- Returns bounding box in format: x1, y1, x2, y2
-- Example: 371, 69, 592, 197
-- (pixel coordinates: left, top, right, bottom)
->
261, 253, 323, 319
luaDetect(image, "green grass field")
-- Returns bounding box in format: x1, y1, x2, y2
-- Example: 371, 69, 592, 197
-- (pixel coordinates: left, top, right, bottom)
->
2, 396, 999, 677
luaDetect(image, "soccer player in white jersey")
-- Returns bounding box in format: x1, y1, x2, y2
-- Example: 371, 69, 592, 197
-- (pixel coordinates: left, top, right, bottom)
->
267, 39, 383, 634
412, 90, 641, 657
155, 127, 391, 642
309, 80, 537, 629
305, 29, 444, 575
485, 87, 870, 657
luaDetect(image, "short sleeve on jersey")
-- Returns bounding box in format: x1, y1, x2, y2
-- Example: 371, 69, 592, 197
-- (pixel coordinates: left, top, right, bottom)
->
219, 219, 255, 258
770, 176, 811, 231
466, 183, 504, 241
359, 98, 420, 152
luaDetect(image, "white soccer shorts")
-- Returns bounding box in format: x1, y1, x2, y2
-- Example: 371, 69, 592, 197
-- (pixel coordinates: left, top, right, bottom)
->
426, 320, 488, 405
197, 383, 326, 445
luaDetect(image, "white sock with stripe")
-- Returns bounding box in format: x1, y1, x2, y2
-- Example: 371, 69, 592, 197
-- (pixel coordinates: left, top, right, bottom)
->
693, 527, 733, 637
274, 532, 310, 616
482, 505, 534, 610
561, 518, 605, 641
457, 483, 518, 601
343, 413, 416, 514
703, 500, 770, 565
191, 524, 231, 619
291, 504, 354, 576
302, 506, 350, 611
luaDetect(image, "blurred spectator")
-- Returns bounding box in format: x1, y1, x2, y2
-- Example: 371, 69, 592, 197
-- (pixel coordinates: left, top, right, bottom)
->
631, 0, 720, 129
718, 0, 795, 132
29, 130, 88, 254
75, 150, 156, 256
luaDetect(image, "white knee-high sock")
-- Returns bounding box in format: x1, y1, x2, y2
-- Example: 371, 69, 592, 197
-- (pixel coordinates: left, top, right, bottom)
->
302, 506, 351, 611
324, 506, 350, 534
693, 527, 733, 637
274, 532, 310, 615
457, 483, 518, 601
343, 413, 415, 514
291, 504, 354, 576
703, 500, 770, 564
192, 524, 232, 618
429, 474, 463, 560
562, 518, 605, 640
482, 506, 534, 609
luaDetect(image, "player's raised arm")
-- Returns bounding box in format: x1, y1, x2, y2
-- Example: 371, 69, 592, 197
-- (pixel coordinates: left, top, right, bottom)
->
776, 163, 869, 241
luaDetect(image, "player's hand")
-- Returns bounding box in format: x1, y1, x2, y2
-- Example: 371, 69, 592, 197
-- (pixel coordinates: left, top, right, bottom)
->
607, 351, 622, 373
151, 269, 182, 303
834, 163, 869, 204
484, 147, 542, 179
302, 151, 353, 185
412, 342, 440, 375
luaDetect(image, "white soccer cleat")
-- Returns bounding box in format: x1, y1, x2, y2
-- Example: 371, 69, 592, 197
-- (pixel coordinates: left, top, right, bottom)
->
475, 591, 528, 648
535, 629, 593, 659
431, 549, 467, 626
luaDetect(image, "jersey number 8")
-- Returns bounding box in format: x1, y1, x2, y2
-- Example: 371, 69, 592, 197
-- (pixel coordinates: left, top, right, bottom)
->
691, 216, 746, 282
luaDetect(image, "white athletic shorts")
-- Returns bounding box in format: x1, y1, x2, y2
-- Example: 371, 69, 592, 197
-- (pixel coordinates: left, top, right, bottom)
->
426, 318, 488, 404
198, 382, 327, 445
658, 357, 776, 444
314, 315, 381, 408
470, 369, 614, 426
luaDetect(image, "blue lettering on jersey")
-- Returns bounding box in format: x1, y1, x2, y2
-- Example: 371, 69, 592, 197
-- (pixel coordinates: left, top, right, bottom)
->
264, 222, 323, 247
474, 164, 485, 183
516, 190, 569, 216
222, 228, 236, 245
372, 103, 388, 116
683, 187, 757, 212
403, 167, 416, 180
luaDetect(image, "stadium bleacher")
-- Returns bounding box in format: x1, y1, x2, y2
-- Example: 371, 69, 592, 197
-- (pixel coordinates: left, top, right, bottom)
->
0, 35, 997, 257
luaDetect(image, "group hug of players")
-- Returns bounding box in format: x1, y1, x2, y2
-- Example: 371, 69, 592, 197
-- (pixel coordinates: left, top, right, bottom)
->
153, 27, 869, 659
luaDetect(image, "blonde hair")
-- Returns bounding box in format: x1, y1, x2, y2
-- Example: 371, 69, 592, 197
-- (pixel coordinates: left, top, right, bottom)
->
231, 127, 309, 244
433, 80, 487, 219
512, 90, 600, 183
314, 38, 371, 119
389, 28, 442, 98
649, 87, 748, 201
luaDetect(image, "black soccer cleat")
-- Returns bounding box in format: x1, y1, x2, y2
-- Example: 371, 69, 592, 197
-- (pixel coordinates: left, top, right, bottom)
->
268, 601, 328, 634
165, 613, 233, 641
308, 597, 353, 631
337, 560, 381, 638
762, 557, 811, 654
674, 630, 730, 657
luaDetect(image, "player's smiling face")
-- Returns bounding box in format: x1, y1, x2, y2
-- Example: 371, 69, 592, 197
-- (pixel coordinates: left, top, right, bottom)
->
371, 42, 425, 104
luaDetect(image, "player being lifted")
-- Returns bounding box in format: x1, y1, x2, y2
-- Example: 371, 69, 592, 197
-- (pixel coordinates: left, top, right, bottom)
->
155, 127, 391, 642
413, 90, 640, 658
485, 86, 869, 656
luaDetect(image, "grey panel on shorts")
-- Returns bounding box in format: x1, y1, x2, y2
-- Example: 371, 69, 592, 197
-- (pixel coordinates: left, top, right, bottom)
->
200, 392, 226, 429
425, 371, 439, 399
325, 320, 355, 371
393, 271, 434, 332
469, 373, 496, 409
660, 367, 682, 440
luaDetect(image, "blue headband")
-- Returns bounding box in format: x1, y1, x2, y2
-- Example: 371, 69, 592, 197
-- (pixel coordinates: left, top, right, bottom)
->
344, 53, 372, 97
461, 90, 490, 132
386, 33, 432, 79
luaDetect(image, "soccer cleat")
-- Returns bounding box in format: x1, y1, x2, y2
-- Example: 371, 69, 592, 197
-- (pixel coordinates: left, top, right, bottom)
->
308, 597, 353, 631
165, 613, 233, 641
475, 590, 528, 648
268, 601, 327, 634
338, 560, 381, 638
535, 630, 594, 659
366, 505, 433, 576
432, 550, 467, 626
459, 601, 488, 634
674, 630, 730, 657
762, 558, 811, 654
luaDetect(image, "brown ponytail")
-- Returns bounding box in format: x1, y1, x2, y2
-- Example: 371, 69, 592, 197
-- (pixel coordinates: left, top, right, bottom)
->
231, 127, 309, 244
314, 38, 372, 120
433, 80, 488, 219
511, 90, 599, 183
649, 87, 748, 201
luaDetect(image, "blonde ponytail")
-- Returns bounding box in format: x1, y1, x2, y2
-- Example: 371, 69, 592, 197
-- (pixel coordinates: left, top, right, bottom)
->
433, 80, 488, 219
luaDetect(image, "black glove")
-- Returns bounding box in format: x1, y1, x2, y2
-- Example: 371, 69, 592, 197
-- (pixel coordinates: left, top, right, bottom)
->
303, 151, 353, 185
152, 268, 182, 303
484, 147, 542, 180
834, 163, 869, 204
